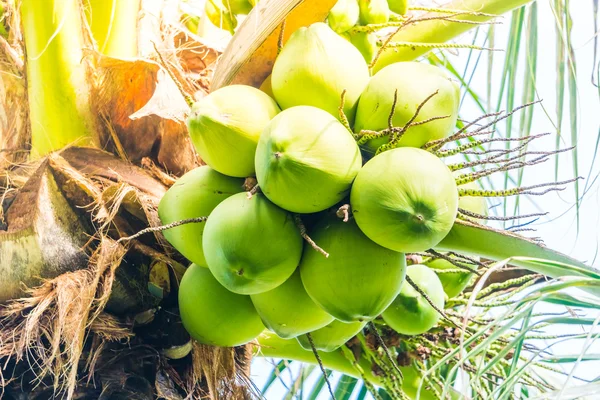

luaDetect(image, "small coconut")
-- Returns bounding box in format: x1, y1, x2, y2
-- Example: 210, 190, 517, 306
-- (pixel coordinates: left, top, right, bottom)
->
296, 319, 367, 352
259, 74, 274, 98
299, 216, 406, 322
387, 0, 408, 15
354, 62, 460, 156
227, 0, 253, 14
202, 192, 302, 294
187, 85, 280, 177
158, 166, 244, 267
250, 269, 334, 339
425, 255, 478, 299
382, 264, 445, 335
358, 0, 390, 24
271, 22, 369, 123
255, 106, 362, 213
351, 147, 458, 253
204, 0, 238, 33
400, 363, 447, 400
328, 0, 360, 33
178, 264, 264, 347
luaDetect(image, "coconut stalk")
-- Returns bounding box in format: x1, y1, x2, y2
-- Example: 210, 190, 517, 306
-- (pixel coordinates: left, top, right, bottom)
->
84, 0, 141, 58
371, 0, 535, 72
20, 0, 98, 156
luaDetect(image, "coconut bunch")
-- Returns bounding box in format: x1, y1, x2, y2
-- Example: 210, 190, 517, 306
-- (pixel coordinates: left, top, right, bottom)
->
158, 20, 494, 353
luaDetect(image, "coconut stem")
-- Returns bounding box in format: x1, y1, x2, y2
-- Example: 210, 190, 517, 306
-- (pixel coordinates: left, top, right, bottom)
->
246, 184, 260, 198
338, 89, 352, 132
456, 177, 582, 197
375, 90, 440, 155
277, 19, 286, 55
336, 204, 350, 222
305, 333, 336, 400
425, 250, 482, 275
368, 322, 404, 381
458, 208, 548, 222
340, 345, 383, 400
294, 215, 329, 258
405, 275, 456, 327
388, 89, 399, 130
115, 216, 208, 243
382, 41, 500, 51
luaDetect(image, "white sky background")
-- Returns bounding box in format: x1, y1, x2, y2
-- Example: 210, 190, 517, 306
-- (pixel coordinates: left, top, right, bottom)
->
250, 0, 600, 398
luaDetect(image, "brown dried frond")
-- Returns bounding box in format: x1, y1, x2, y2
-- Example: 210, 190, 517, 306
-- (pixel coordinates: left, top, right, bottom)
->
0, 238, 128, 399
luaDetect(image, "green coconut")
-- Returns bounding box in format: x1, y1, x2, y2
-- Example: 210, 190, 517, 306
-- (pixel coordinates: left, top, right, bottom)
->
349, 31, 378, 64
387, 0, 408, 15
296, 319, 367, 352
425, 255, 478, 299
178, 264, 264, 347
354, 62, 460, 156
299, 216, 406, 322
187, 85, 280, 177
204, 0, 237, 33
351, 147, 458, 253
227, 0, 253, 14
328, 0, 360, 33
202, 193, 302, 294
400, 363, 444, 400
358, 0, 390, 25
382, 264, 445, 335
271, 22, 369, 124
250, 269, 334, 339
255, 106, 362, 213
158, 166, 244, 267
259, 74, 274, 98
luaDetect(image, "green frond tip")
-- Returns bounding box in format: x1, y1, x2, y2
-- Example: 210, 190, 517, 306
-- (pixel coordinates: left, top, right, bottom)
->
436, 220, 599, 291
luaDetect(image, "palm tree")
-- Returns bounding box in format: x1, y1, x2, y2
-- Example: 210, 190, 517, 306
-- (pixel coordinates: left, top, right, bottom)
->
0, 0, 598, 398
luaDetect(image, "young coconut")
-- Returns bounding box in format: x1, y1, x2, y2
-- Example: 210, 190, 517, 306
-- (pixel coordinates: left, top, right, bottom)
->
296, 319, 367, 352
204, 0, 238, 33
358, 0, 390, 24
382, 264, 445, 335
351, 147, 459, 253
187, 85, 280, 177
255, 106, 362, 213
202, 193, 302, 294
387, 0, 408, 15
250, 269, 334, 339
271, 22, 369, 123
354, 62, 460, 156
178, 264, 264, 347
328, 0, 360, 33
158, 166, 244, 267
425, 256, 478, 299
299, 216, 406, 322
259, 74, 274, 98
400, 363, 455, 400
